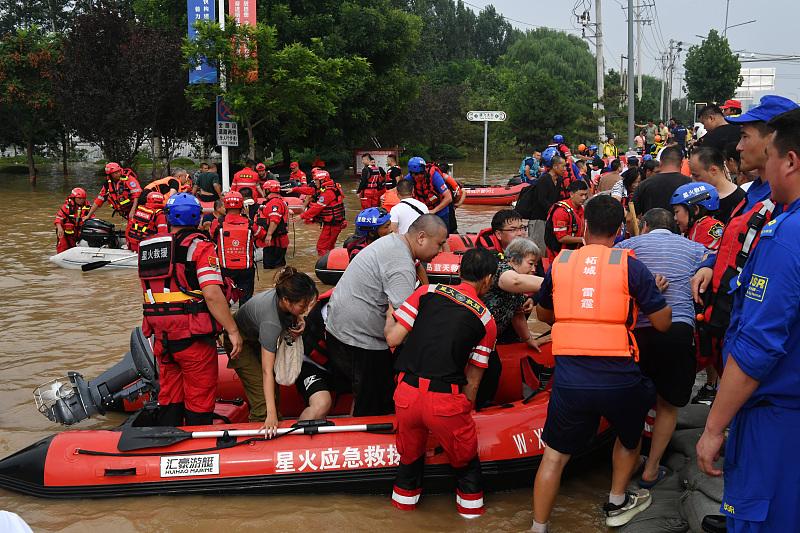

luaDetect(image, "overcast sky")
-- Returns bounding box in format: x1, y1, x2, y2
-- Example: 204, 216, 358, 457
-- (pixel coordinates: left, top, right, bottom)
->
465, 0, 800, 104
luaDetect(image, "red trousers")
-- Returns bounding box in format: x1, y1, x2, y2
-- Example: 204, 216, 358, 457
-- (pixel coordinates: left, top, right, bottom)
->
391, 378, 484, 518
316, 222, 345, 257
360, 189, 382, 209
155, 338, 218, 414
56, 233, 78, 253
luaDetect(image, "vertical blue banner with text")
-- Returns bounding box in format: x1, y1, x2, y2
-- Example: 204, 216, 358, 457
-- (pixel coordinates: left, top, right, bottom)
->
188, 0, 218, 84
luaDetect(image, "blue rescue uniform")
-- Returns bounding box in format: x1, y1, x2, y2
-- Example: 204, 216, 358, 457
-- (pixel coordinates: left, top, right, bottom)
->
720, 197, 800, 531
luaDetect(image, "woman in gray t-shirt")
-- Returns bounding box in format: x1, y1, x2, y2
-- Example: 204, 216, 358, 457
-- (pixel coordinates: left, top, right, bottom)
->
227, 268, 318, 437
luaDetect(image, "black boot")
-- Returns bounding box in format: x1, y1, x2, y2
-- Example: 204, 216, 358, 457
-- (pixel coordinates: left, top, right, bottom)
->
157, 403, 185, 427
184, 410, 214, 426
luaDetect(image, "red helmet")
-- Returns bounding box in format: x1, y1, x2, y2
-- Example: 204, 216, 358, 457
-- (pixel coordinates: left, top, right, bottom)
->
104, 162, 122, 175
146, 191, 165, 208
223, 191, 244, 209
317, 170, 334, 187
256, 163, 266, 171
290, 161, 300, 169
264, 180, 281, 194
69, 187, 87, 200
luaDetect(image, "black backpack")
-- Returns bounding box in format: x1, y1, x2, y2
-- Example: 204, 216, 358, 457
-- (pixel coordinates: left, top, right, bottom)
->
515, 180, 538, 219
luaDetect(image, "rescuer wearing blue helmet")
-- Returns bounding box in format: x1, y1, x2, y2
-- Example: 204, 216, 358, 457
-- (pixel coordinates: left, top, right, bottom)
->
670, 183, 724, 250
404, 156, 452, 229
344, 207, 393, 260
138, 192, 242, 427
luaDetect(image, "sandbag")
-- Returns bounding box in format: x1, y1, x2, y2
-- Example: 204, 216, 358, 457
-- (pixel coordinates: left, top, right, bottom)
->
676, 404, 711, 430
668, 428, 704, 459
682, 461, 724, 503
664, 451, 690, 473
680, 487, 722, 533
619, 495, 688, 533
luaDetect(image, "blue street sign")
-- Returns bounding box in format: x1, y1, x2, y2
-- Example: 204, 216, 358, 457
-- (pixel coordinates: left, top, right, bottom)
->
187, 0, 217, 84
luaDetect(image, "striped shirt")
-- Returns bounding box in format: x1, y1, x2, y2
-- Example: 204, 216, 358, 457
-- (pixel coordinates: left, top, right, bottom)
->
615, 229, 705, 327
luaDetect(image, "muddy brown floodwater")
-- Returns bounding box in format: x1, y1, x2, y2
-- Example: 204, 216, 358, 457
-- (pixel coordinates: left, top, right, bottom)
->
0, 159, 612, 532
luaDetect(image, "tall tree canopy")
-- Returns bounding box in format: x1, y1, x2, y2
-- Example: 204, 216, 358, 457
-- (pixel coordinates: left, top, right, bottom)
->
684, 29, 742, 104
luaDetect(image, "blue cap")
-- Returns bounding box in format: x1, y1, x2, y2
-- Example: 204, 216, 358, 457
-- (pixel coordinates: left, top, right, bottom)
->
726, 95, 799, 124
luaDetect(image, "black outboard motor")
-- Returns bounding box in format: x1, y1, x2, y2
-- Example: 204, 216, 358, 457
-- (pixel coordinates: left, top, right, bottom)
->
81, 218, 120, 248
33, 328, 157, 425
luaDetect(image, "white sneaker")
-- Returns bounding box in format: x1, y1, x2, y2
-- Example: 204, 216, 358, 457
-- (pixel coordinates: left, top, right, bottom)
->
603, 489, 652, 527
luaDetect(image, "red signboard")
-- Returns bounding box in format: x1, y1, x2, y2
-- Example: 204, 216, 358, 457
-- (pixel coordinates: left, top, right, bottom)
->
229, 0, 256, 26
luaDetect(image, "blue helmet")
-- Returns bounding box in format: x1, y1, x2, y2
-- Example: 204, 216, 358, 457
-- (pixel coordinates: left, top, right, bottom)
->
541, 146, 560, 167
355, 207, 391, 235
671, 183, 720, 211
588, 144, 598, 152
642, 154, 653, 161
407, 156, 426, 174
553, 134, 564, 144
166, 192, 202, 226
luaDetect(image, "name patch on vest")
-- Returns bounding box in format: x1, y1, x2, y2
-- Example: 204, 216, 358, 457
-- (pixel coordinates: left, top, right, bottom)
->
745, 274, 768, 302
435, 285, 485, 316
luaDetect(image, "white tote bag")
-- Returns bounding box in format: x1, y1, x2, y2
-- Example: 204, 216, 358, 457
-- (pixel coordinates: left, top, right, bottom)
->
274, 332, 303, 386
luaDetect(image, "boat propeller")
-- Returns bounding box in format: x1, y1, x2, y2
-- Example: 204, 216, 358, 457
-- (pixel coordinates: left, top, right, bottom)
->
34, 328, 158, 426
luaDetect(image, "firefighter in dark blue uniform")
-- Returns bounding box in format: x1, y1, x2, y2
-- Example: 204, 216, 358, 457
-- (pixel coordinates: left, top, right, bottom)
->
697, 106, 800, 532
385, 248, 499, 519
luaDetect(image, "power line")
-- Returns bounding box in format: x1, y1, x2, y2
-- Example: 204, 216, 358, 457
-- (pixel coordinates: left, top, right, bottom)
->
461, 1, 578, 32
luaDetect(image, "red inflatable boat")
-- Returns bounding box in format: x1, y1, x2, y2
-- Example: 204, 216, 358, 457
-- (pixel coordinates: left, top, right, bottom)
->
0, 335, 611, 499
314, 233, 479, 286
462, 183, 528, 206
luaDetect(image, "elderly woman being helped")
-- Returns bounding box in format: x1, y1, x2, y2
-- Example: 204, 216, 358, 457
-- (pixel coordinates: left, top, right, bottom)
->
477, 237, 545, 407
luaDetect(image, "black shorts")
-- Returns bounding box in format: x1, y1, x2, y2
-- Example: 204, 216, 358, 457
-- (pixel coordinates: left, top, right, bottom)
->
542, 380, 655, 454
325, 331, 394, 417
263, 246, 287, 269
634, 322, 696, 407
295, 361, 333, 402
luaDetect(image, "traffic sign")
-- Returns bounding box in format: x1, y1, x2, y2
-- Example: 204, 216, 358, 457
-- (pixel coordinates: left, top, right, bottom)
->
216, 121, 239, 147
466, 111, 506, 122
216, 96, 233, 122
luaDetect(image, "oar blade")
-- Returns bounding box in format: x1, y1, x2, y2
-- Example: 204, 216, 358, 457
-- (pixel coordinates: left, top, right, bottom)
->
81, 260, 111, 272
117, 426, 193, 451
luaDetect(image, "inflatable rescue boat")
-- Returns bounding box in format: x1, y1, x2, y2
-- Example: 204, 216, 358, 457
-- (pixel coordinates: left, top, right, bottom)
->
462, 183, 528, 206
0, 329, 611, 499
314, 233, 478, 285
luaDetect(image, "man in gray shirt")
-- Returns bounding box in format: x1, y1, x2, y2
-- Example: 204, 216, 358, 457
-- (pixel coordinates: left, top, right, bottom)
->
326, 214, 448, 416
615, 208, 706, 488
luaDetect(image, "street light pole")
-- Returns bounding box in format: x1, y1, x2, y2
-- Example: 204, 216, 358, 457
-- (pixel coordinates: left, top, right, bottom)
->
218, 0, 230, 191
627, 0, 635, 149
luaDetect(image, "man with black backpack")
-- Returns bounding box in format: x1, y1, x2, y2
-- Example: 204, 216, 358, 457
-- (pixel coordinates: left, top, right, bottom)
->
544, 181, 588, 263
517, 154, 565, 254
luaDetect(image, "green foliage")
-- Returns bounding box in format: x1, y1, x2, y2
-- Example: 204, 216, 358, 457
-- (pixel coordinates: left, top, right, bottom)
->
684, 29, 742, 104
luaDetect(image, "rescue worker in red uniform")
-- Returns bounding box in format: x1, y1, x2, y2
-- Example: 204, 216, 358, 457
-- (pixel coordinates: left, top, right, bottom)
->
344, 207, 392, 260
671, 183, 724, 251
257, 180, 291, 269
544, 180, 588, 263
357, 154, 385, 209
126, 191, 169, 252
385, 247, 499, 518
475, 209, 528, 257
231, 160, 265, 199
210, 191, 267, 305
54, 187, 91, 253
139, 192, 242, 427
300, 170, 347, 257
289, 161, 307, 185
86, 162, 142, 220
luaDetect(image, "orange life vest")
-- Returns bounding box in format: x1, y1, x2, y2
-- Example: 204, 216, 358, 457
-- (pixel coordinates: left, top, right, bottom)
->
317, 184, 346, 224
104, 175, 138, 214
551, 245, 639, 360
55, 200, 90, 234
144, 177, 189, 199
217, 214, 254, 270
127, 205, 163, 246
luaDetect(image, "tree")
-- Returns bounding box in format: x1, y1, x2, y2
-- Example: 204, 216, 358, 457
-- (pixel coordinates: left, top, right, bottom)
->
684, 29, 742, 104
184, 20, 370, 161
0, 28, 61, 181
57, 8, 188, 167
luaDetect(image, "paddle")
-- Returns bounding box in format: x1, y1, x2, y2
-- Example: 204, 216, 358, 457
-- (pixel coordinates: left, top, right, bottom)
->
118, 421, 395, 451
81, 253, 138, 272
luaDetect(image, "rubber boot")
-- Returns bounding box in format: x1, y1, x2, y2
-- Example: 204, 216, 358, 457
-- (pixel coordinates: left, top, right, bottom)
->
701, 515, 727, 533
157, 403, 185, 427
185, 410, 214, 426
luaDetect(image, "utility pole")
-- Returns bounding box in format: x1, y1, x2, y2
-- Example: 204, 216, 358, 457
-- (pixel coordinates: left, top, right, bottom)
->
724, 0, 730, 37
218, 0, 230, 190
578, 1, 606, 141
659, 53, 666, 120
633, 2, 653, 100
627, 0, 635, 148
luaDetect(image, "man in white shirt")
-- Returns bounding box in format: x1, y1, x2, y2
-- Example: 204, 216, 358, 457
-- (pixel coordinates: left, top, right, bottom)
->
390, 179, 429, 234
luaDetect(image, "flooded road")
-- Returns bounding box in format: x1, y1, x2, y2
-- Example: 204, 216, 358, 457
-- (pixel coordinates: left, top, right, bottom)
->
0, 159, 611, 532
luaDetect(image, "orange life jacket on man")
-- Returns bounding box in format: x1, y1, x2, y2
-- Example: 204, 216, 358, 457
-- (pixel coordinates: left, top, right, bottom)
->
127, 205, 165, 249
412, 165, 445, 210
216, 213, 255, 270
55, 200, 90, 235
475, 227, 503, 258
704, 198, 776, 331
104, 175, 139, 214
551, 245, 639, 360
144, 177, 190, 199
139, 229, 222, 343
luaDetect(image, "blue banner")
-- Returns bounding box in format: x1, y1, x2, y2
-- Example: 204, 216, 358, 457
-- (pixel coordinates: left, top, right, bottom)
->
188, 0, 218, 84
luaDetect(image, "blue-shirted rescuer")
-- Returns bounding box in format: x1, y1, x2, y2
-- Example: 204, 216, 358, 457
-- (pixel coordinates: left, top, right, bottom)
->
531, 195, 672, 531
697, 107, 800, 532
404, 156, 452, 226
